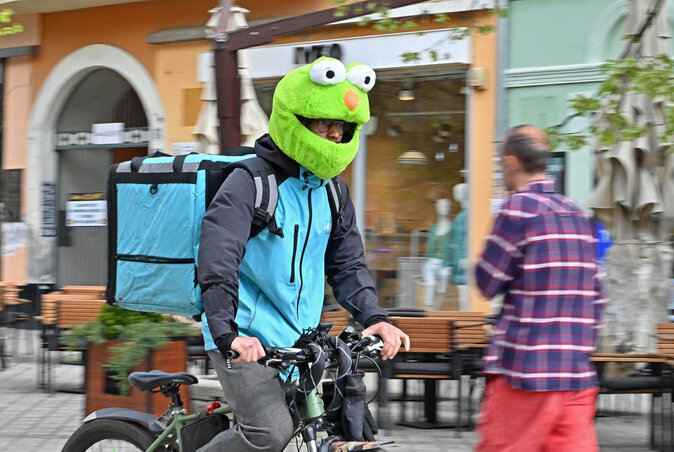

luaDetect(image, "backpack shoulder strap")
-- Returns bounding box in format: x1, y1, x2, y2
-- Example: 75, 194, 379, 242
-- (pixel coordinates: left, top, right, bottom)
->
227, 157, 283, 239
326, 176, 348, 232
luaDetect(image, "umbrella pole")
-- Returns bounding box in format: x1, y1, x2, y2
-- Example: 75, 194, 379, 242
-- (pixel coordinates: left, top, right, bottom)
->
214, 0, 241, 152
215, 46, 241, 152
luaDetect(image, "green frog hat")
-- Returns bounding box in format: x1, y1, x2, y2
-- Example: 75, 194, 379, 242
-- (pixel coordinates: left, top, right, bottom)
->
269, 57, 375, 180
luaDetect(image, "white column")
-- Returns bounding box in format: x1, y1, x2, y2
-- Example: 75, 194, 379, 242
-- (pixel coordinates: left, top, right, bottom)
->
354, 117, 377, 240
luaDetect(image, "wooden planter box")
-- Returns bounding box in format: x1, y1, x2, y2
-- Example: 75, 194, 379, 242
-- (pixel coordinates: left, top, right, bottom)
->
85, 339, 190, 417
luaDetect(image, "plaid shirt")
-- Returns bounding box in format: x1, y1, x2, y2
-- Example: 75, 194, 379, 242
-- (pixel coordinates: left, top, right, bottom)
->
476, 179, 606, 391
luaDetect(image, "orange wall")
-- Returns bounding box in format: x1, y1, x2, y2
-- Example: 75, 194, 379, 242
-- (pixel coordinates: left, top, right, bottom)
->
154, 40, 211, 146
467, 10, 498, 314
1, 56, 33, 283
32, 0, 216, 96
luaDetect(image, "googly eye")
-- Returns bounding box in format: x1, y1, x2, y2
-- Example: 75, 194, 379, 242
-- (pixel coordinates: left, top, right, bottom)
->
309, 59, 346, 86
347, 65, 376, 92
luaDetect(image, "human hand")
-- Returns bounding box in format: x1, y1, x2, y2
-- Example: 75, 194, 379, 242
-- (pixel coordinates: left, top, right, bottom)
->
361, 321, 410, 360
230, 336, 266, 363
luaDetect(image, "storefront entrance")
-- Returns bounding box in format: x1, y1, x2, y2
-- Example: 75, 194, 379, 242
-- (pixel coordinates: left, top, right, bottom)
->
55, 68, 148, 286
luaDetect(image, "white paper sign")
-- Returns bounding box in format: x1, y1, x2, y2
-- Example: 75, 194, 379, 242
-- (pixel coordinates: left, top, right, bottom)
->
92, 122, 124, 145
66, 193, 107, 226
172, 142, 199, 155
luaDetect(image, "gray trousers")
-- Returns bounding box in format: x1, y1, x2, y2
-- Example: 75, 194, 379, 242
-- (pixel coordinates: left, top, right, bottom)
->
197, 350, 294, 452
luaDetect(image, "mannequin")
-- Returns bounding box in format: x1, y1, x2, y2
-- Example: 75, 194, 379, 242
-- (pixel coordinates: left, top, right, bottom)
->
422, 198, 452, 309
448, 183, 469, 311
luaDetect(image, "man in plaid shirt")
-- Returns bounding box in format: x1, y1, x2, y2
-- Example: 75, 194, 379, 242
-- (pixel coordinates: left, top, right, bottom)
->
475, 125, 606, 452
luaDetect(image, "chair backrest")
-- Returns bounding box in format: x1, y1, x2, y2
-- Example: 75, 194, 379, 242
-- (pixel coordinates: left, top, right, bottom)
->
392, 311, 488, 352
44, 293, 105, 329
320, 307, 351, 336
61, 285, 106, 298
656, 323, 674, 357
0, 282, 20, 305
449, 315, 489, 350
389, 316, 452, 354
39, 292, 61, 326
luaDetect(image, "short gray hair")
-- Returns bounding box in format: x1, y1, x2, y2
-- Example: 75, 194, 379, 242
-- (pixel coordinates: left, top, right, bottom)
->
502, 125, 550, 174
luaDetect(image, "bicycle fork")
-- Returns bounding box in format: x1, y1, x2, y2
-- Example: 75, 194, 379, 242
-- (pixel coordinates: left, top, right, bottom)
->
302, 424, 319, 452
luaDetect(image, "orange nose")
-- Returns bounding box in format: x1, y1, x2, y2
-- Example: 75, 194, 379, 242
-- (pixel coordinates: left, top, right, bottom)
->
344, 89, 359, 110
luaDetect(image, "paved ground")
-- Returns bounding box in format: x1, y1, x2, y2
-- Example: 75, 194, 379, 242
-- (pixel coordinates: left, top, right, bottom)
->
0, 329, 659, 451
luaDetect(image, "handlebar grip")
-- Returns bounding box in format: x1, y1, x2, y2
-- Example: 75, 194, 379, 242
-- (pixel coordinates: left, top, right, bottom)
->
225, 345, 273, 361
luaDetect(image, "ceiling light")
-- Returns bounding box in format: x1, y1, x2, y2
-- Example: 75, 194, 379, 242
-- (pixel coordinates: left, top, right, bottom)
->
398, 80, 415, 101
396, 150, 429, 165
398, 89, 415, 101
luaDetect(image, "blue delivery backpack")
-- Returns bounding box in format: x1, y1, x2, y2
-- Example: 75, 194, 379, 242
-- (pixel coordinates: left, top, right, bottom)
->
105, 149, 283, 318
106, 149, 346, 319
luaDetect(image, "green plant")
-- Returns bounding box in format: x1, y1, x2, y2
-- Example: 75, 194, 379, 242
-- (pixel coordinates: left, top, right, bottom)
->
66, 305, 198, 395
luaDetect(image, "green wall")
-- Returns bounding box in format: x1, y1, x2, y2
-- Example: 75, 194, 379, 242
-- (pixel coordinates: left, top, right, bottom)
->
505, 0, 673, 206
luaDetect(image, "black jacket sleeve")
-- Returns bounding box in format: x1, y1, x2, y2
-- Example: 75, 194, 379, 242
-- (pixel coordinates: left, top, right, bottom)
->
324, 179, 387, 326
198, 168, 256, 343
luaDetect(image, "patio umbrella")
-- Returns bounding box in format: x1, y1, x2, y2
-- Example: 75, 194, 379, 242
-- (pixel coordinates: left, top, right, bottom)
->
194, 6, 269, 153
587, 0, 674, 358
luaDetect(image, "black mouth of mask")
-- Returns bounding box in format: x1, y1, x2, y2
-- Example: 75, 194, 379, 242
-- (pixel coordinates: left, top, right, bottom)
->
295, 114, 357, 144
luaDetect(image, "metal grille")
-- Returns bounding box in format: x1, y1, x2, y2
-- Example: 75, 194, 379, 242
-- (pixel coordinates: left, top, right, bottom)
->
57, 68, 147, 132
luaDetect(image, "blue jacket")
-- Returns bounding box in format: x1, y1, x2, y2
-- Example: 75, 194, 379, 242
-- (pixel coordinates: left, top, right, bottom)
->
199, 134, 386, 351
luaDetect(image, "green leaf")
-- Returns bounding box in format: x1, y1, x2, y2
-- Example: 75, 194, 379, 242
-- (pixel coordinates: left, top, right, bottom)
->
400, 52, 421, 63
334, 6, 348, 18
492, 6, 508, 18
433, 13, 450, 23
476, 24, 495, 35
569, 95, 600, 114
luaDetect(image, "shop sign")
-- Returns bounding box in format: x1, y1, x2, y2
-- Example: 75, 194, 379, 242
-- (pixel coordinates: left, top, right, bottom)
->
66, 193, 107, 227
246, 28, 471, 79
92, 122, 124, 145
0, 9, 23, 37
293, 44, 342, 65
42, 182, 57, 237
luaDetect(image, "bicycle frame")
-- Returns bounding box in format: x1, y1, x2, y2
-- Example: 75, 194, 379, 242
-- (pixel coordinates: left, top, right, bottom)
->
146, 386, 325, 451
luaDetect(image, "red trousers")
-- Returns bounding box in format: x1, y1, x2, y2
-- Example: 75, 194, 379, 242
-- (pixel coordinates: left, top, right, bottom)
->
476, 375, 599, 452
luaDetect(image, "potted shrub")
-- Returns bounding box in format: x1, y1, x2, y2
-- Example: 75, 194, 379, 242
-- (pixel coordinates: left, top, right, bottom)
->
66, 305, 199, 416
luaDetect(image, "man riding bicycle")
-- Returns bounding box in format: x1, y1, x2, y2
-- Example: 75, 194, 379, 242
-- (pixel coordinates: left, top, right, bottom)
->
197, 57, 410, 452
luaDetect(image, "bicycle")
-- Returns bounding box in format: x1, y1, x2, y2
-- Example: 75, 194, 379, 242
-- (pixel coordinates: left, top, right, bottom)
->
62, 322, 392, 452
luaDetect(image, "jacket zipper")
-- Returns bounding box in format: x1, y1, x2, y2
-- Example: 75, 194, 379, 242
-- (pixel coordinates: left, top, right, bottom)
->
290, 225, 299, 283
116, 254, 194, 264
296, 187, 313, 317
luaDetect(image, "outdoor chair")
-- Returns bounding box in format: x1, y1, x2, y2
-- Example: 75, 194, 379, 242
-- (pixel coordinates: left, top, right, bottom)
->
36, 288, 105, 393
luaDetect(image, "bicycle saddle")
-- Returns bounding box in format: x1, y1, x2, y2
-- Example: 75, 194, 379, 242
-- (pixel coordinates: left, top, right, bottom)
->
128, 370, 199, 391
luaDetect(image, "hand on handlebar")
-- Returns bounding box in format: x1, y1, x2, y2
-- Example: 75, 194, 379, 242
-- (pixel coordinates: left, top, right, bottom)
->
229, 336, 266, 362
361, 321, 410, 360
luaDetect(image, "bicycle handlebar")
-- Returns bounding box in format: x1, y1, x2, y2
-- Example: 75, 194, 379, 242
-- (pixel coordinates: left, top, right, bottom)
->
224, 334, 383, 369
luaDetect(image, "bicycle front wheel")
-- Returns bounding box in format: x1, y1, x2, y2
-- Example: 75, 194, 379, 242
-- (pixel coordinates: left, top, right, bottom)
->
61, 418, 155, 452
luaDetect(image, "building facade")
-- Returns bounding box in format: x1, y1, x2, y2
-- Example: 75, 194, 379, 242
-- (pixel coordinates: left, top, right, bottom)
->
0, 0, 499, 313
504, 0, 674, 205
